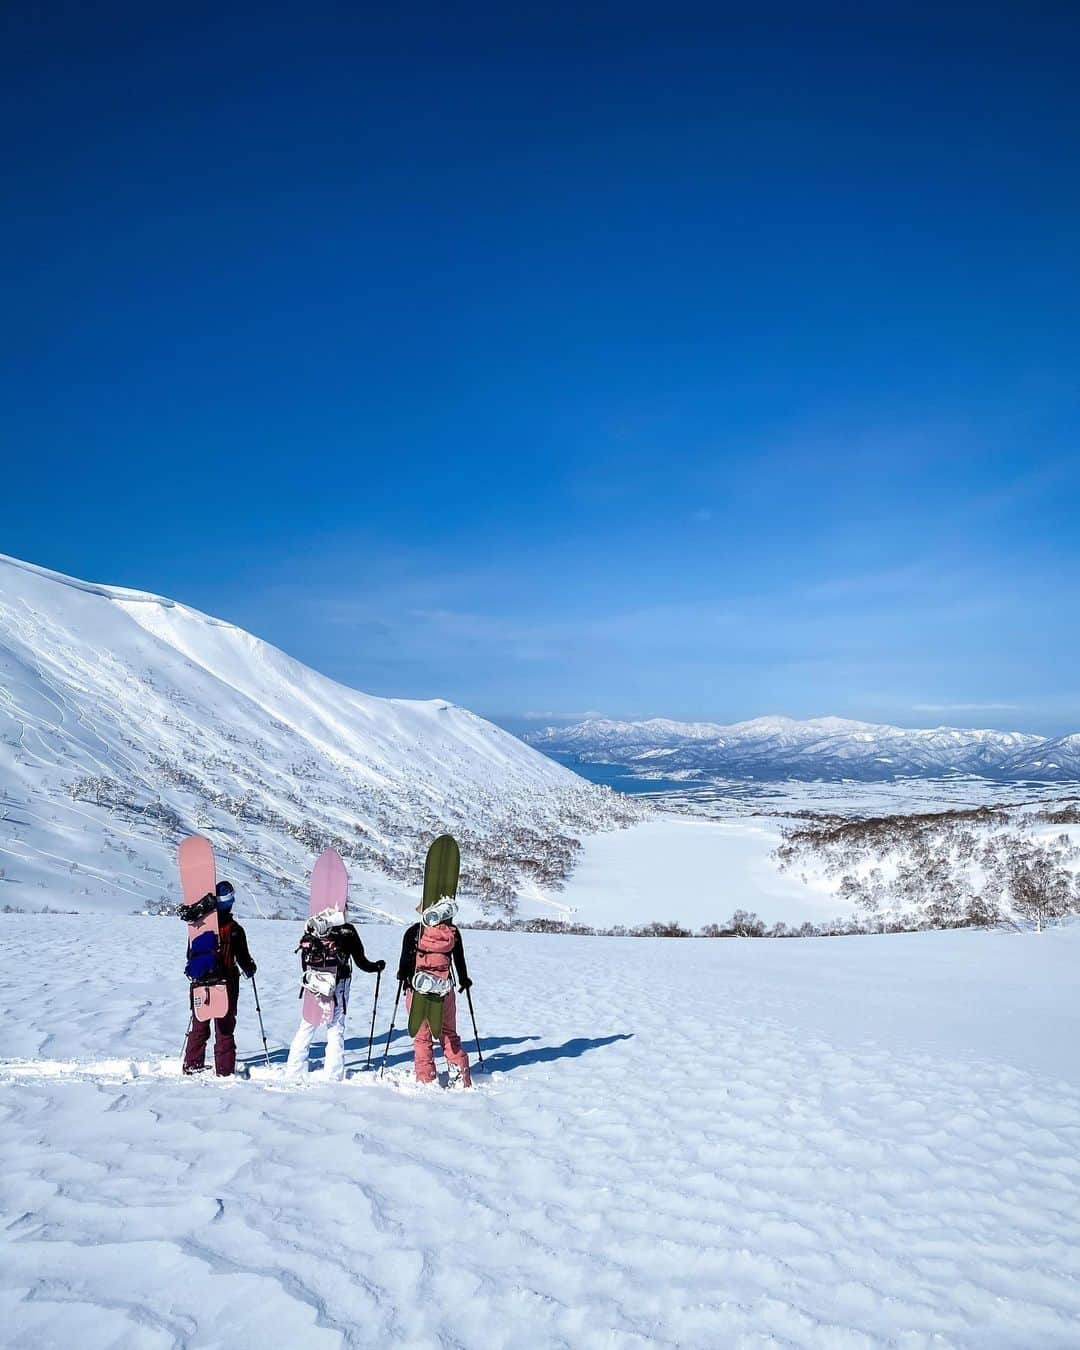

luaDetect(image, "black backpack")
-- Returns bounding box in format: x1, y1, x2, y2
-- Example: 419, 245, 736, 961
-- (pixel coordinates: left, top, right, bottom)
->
298, 929, 339, 971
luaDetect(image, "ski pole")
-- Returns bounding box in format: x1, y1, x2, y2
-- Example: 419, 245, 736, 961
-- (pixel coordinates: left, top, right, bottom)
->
463, 985, 485, 1071
179, 1012, 193, 1066
379, 980, 403, 1078
250, 976, 272, 1071
365, 969, 381, 1070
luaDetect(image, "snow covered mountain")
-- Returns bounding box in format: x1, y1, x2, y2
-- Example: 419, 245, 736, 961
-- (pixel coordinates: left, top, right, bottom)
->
0, 555, 640, 917
528, 714, 1080, 781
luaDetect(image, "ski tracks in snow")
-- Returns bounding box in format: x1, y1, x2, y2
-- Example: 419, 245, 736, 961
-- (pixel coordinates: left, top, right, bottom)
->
2, 917, 1080, 1347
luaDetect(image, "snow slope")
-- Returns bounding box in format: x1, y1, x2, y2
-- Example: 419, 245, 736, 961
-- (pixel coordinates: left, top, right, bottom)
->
2, 913, 1079, 1347
0, 554, 639, 919
530, 714, 1080, 782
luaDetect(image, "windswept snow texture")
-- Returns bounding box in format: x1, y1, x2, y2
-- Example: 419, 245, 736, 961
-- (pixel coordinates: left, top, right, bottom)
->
531, 713, 1080, 782
0, 554, 638, 919
2, 915, 1079, 1347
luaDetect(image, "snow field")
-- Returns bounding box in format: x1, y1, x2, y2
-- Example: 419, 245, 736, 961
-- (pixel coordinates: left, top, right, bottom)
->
2, 916, 1079, 1347
550, 815, 841, 929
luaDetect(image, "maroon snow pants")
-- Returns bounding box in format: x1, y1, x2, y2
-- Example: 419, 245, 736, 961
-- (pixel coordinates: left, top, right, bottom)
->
183, 979, 239, 1076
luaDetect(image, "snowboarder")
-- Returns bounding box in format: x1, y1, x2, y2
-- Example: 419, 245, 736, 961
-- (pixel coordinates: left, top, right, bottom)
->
183, 881, 257, 1076
285, 912, 385, 1081
396, 894, 473, 1088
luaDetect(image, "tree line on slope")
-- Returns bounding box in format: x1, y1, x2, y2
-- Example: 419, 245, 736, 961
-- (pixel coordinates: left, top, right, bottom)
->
65, 760, 648, 915
774, 803, 1080, 933
469, 911, 925, 938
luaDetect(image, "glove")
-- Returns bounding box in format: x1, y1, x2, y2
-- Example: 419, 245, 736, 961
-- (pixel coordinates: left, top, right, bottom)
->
458, 977, 472, 993
244, 963, 257, 979
374, 960, 386, 972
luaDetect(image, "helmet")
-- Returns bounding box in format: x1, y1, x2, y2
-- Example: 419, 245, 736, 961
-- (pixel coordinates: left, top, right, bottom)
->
215, 880, 235, 913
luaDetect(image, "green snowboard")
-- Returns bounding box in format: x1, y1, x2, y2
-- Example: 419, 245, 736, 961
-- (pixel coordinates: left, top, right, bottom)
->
409, 834, 461, 1038
422, 833, 460, 911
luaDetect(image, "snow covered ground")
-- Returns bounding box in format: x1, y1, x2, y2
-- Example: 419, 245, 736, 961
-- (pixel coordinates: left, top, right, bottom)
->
3, 913, 1079, 1347
550, 815, 842, 929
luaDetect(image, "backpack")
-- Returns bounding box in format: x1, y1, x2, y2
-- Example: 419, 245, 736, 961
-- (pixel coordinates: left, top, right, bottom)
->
185, 915, 237, 983
185, 930, 220, 981
296, 922, 351, 1001
413, 923, 455, 998
217, 918, 235, 974
297, 928, 342, 973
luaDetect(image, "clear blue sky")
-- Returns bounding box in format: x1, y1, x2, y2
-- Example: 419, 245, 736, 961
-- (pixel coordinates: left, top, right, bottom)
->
3, 4, 1078, 734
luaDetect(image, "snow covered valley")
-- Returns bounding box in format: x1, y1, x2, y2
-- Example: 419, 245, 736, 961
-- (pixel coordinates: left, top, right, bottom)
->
3, 913, 1079, 1348
513, 798, 1080, 937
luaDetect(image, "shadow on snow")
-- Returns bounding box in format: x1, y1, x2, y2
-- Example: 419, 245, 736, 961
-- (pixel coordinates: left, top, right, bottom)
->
481, 1034, 634, 1074
241, 1031, 634, 1077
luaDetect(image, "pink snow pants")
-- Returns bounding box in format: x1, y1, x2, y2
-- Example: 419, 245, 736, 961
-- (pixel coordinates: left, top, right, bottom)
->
407, 989, 472, 1087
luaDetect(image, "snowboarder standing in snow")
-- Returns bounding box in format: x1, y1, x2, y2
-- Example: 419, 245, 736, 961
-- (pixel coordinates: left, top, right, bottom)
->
183, 881, 257, 1076
285, 913, 385, 1081
397, 895, 473, 1088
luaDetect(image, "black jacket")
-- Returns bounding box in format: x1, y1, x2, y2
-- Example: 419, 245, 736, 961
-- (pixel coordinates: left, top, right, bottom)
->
396, 922, 469, 987
216, 917, 256, 981
335, 923, 383, 977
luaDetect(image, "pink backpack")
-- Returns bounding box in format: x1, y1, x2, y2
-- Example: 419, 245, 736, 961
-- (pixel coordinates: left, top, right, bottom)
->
415, 923, 455, 995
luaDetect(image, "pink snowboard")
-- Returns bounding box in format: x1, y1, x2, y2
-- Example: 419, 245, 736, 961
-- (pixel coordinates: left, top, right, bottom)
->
302, 848, 349, 1027
192, 982, 230, 1020
179, 835, 226, 1024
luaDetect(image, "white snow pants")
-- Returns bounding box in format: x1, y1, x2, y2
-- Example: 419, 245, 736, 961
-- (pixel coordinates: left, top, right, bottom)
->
285, 977, 350, 1081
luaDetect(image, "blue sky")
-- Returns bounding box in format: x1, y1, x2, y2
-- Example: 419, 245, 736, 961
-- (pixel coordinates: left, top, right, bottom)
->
3, 4, 1078, 734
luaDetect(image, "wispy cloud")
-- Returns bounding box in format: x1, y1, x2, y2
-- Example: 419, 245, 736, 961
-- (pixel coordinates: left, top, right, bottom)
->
912, 702, 1023, 714
800, 563, 930, 602
249, 523, 1076, 731
317, 589, 746, 659
521, 709, 606, 722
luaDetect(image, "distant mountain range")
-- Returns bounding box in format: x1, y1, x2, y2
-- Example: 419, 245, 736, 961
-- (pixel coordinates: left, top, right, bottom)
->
526, 715, 1080, 783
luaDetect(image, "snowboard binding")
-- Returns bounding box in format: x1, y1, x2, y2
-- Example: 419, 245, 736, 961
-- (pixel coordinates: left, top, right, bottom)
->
301, 967, 337, 998
411, 969, 453, 997
420, 896, 459, 928
306, 906, 347, 938
178, 893, 217, 924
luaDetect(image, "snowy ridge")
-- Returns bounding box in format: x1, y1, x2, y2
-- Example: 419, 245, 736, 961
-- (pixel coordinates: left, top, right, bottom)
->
0, 551, 179, 606
529, 713, 1080, 781
0, 554, 640, 917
